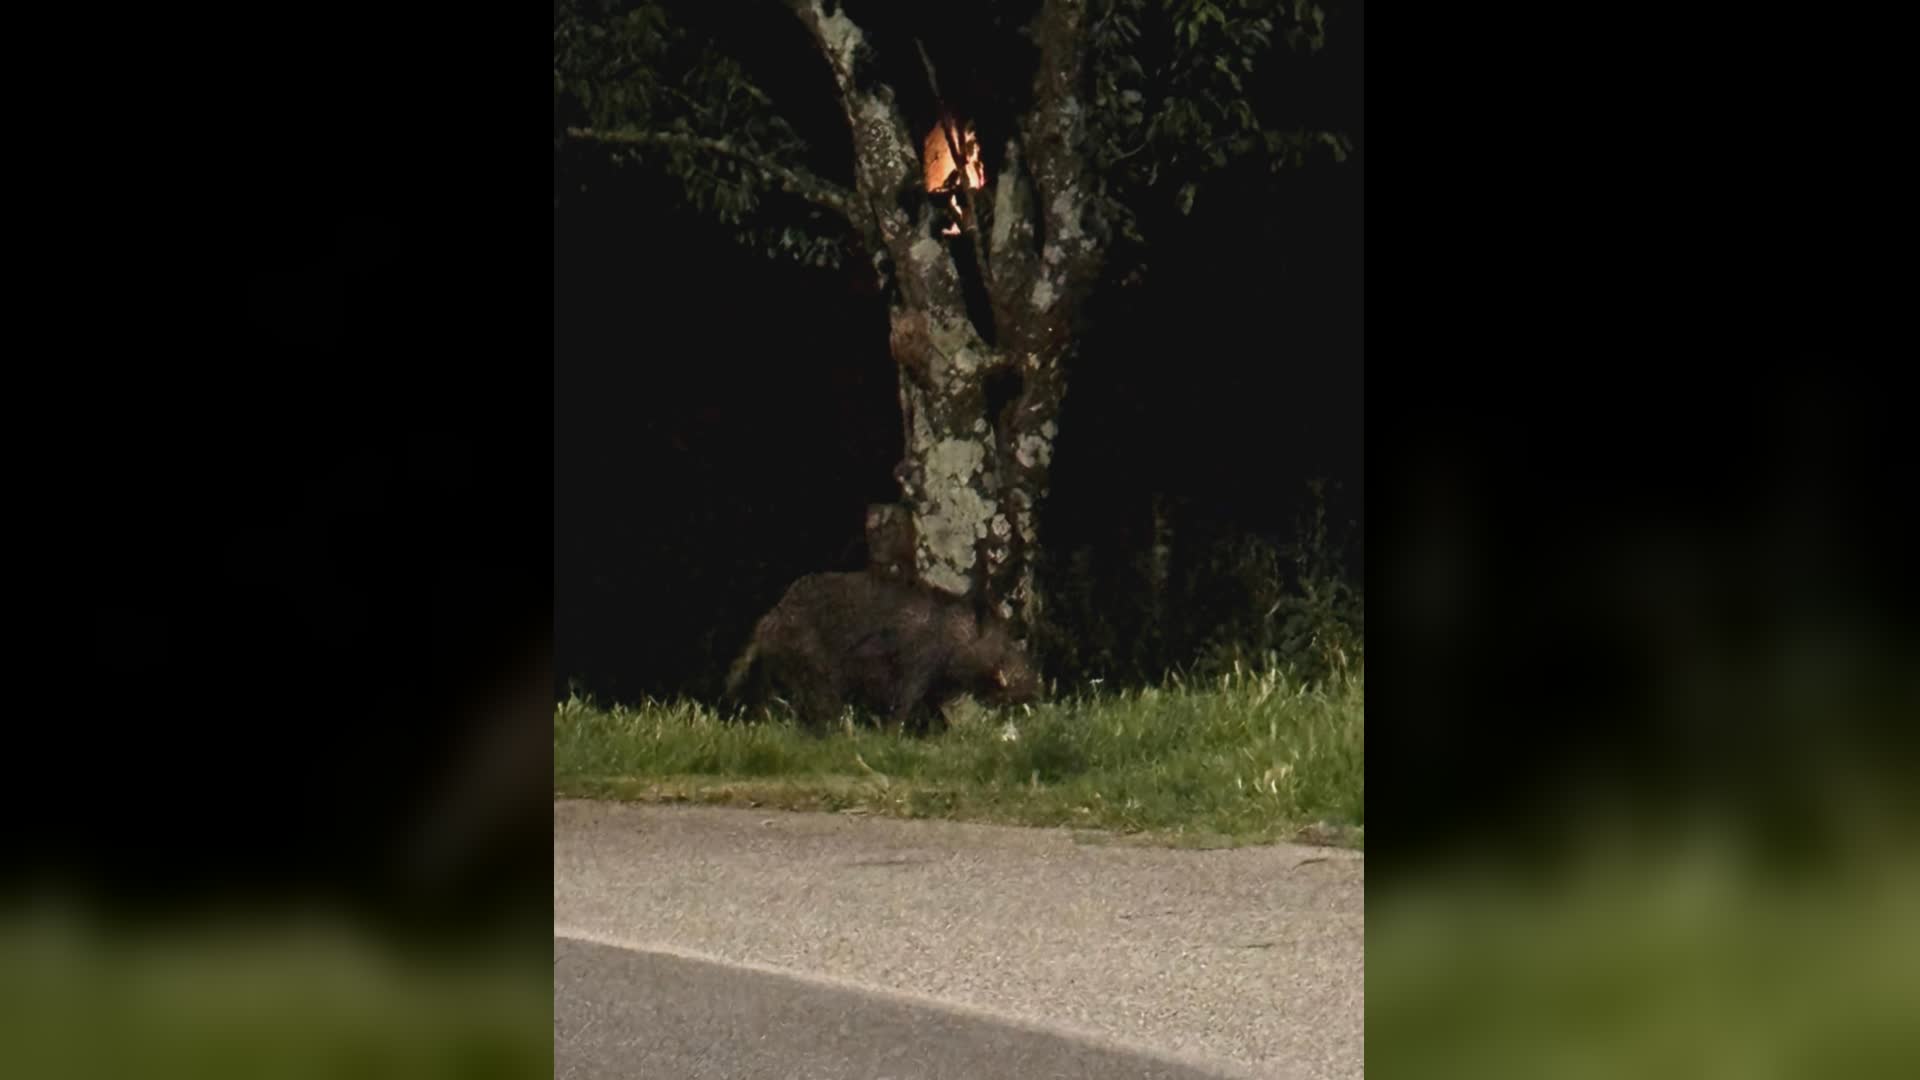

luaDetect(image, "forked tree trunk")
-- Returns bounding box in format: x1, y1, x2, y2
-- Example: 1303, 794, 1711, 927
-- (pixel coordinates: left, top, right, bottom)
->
787, 0, 1098, 642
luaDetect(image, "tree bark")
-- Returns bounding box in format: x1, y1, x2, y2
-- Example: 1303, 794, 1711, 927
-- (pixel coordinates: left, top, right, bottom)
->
785, 0, 1092, 642
876, 291, 1066, 642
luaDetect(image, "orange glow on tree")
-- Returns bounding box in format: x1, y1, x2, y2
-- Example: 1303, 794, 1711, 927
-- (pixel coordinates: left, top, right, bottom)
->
923, 114, 986, 237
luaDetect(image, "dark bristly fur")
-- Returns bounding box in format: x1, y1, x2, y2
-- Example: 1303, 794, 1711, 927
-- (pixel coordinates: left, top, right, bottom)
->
724, 571, 1039, 733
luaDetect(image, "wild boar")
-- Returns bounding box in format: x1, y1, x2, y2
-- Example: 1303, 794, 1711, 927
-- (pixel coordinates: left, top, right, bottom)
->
723, 571, 1038, 733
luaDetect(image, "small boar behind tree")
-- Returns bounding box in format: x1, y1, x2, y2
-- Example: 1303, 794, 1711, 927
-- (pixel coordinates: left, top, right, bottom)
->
723, 571, 1039, 733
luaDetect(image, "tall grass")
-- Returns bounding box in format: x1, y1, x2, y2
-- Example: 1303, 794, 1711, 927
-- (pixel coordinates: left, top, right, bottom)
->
555, 660, 1363, 848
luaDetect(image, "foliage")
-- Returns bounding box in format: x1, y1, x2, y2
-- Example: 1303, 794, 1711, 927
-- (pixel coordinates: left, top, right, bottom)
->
1085, 0, 1354, 274
554, 0, 1355, 275
1033, 478, 1363, 689
554, 0, 850, 268
1187, 477, 1361, 686
1272, 476, 1363, 682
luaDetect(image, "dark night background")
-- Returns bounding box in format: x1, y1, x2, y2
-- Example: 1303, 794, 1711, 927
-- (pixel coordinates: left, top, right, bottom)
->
2, 8, 1904, 1052
555, 2, 1367, 706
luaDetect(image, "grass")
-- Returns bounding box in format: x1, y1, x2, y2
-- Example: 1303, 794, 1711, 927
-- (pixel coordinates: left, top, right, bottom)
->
554, 663, 1364, 849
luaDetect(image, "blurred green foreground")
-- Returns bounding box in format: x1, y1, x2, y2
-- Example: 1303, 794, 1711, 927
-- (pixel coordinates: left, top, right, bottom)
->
0, 902, 550, 1080
1368, 806, 1920, 1080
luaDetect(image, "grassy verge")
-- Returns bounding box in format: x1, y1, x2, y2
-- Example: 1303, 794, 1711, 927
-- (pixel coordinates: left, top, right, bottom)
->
555, 665, 1363, 849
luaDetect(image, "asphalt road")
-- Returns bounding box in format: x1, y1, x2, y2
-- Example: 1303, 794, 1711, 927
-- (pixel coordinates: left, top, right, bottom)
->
555, 801, 1363, 1079
557, 935, 1241, 1079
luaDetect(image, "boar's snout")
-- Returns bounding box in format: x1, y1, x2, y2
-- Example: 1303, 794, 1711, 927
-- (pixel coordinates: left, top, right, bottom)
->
988, 654, 1041, 706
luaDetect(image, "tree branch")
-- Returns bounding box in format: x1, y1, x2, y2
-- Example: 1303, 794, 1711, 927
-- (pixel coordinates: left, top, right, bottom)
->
1019, 0, 1105, 321
780, 0, 867, 94
984, 138, 1043, 340
565, 126, 856, 220
779, 0, 920, 263
1027, 0, 1093, 200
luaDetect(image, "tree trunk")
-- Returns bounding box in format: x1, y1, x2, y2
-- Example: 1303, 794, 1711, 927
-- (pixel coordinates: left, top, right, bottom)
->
787, 0, 1094, 643
876, 300, 1064, 641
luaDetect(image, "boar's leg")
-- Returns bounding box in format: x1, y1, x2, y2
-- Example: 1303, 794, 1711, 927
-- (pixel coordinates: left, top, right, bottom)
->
765, 655, 843, 734
881, 661, 945, 736
844, 629, 910, 734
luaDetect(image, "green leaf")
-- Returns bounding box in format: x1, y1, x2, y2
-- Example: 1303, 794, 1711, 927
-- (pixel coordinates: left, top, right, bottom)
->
1213, 55, 1244, 91
1176, 182, 1196, 215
